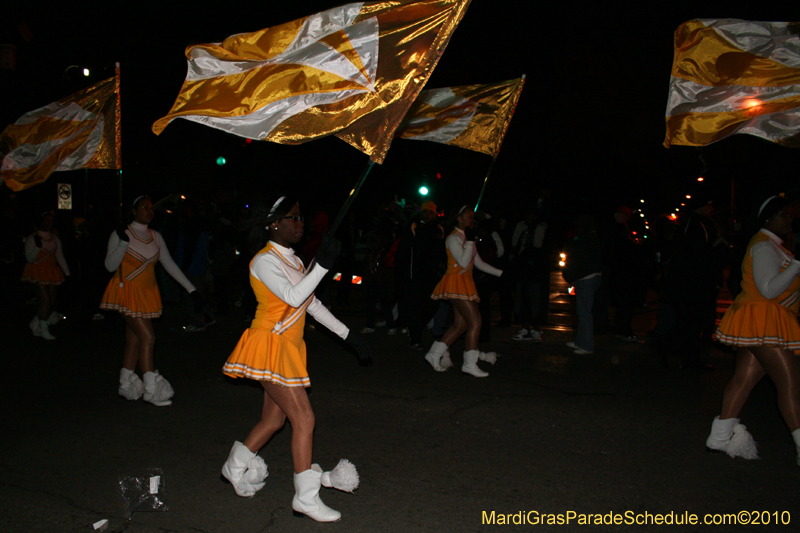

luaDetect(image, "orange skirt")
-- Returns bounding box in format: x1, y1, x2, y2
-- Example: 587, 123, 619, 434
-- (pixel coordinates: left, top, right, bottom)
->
223, 327, 310, 387
431, 272, 479, 302
100, 277, 162, 318
716, 301, 800, 353
21, 261, 64, 285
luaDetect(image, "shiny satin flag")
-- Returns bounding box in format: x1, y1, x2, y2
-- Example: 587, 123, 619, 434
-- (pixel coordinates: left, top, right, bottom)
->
664, 19, 800, 148
395, 77, 525, 157
152, 0, 471, 163
1, 76, 121, 191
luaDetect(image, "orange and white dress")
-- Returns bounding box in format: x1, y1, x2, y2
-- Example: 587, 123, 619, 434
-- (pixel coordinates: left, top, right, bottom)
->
716, 229, 800, 353
431, 228, 502, 302
100, 221, 195, 318
21, 231, 70, 285
223, 241, 348, 387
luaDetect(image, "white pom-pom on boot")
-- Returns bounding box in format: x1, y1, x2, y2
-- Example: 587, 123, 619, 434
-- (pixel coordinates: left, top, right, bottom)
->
118, 368, 144, 400
46, 311, 65, 325
292, 465, 341, 522
221, 441, 268, 497
728, 423, 759, 459
792, 429, 800, 466
478, 351, 499, 365
424, 341, 448, 372
320, 459, 359, 493
705, 416, 758, 459
439, 350, 454, 370
462, 349, 489, 377
143, 370, 173, 406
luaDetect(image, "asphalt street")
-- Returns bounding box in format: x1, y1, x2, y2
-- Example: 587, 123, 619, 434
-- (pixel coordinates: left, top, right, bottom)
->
1, 280, 797, 532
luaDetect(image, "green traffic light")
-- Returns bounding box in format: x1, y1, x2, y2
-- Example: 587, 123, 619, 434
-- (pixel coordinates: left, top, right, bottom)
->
216, 156, 227, 166
418, 186, 429, 195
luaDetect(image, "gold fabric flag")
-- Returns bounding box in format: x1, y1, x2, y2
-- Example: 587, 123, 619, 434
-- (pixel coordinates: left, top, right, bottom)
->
1, 75, 121, 192
152, 0, 471, 164
664, 19, 800, 148
395, 77, 525, 157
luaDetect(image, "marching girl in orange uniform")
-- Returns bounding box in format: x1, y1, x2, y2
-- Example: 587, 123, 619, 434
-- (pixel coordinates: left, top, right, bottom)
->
220, 195, 369, 522
22, 211, 70, 340
100, 196, 199, 406
708, 195, 800, 465
425, 205, 503, 377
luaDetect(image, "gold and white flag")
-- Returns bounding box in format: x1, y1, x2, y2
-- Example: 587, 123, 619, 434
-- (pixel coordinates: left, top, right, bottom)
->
152, 0, 471, 163
1, 75, 121, 191
396, 77, 524, 157
664, 19, 800, 148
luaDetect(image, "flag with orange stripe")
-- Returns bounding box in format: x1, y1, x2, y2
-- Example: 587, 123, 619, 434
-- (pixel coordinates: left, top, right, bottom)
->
396, 77, 525, 157
1, 75, 121, 192
664, 19, 800, 148
152, 0, 471, 164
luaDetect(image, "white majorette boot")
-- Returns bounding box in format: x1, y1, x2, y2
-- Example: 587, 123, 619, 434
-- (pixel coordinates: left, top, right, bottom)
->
424, 341, 448, 372
462, 349, 489, 377
29, 316, 39, 335
36, 320, 56, 340
478, 351, 499, 365
439, 350, 454, 370
143, 370, 174, 406
292, 465, 341, 522
792, 428, 800, 466
705, 416, 758, 459
118, 368, 144, 400
221, 441, 268, 497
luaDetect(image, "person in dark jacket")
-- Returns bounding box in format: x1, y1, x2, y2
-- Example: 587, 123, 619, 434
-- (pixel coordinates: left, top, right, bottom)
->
395, 201, 445, 350
562, 214, 603, 354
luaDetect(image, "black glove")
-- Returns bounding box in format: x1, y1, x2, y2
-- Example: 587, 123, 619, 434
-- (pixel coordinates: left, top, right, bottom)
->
464, 227, 476, 242
315, 232, 341, 270
345, 330, 373, 367
190, 290, 205, 313
33, 234, 42, 248
116, 225, 130, 242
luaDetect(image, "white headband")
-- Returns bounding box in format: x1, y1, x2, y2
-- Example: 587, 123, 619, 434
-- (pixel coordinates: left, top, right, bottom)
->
758, 196, 778, 218
132, 195, 149, 208
458, 205, 469, 215
269, 196, 286, 217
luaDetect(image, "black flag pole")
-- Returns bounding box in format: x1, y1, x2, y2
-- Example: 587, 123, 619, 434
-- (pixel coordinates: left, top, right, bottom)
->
327, 159, 376, 236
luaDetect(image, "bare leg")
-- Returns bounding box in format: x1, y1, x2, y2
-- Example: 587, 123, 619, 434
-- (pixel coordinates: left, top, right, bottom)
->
243, 388, 288, 453
440, 301, 468, 347
35, 283, 52, 320
720, 348, 766, 419
750, 346, 800, 432
451, 299, 481, 351
257, 381, 315, 473
122, 316, 156, 373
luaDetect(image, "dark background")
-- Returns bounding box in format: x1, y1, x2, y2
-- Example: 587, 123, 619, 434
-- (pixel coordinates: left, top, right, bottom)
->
1, 2, 798, 225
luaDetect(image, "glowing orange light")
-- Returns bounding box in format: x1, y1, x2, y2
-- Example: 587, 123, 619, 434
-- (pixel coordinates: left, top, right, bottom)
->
685, 194, 691, 199
697, 177, 704, 182
670, 213, 678, 220
742, 98, 763, 109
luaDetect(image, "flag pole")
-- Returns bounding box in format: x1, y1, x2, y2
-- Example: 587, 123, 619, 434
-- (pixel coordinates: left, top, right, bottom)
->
474, 157, 497, 212
474, 74, 525, 212
115, 62, 123, 222
327, 159, 376, 236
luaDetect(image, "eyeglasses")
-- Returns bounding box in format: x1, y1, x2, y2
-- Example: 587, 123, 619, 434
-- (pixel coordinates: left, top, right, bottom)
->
281, 215, 305, 223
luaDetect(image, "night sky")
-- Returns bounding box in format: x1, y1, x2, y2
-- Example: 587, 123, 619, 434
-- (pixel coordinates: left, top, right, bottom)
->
2, 2, 798, 226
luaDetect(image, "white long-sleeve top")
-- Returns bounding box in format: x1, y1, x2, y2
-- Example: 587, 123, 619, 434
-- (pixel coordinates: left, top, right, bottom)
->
447, 228, 503, 277
104, 221, 196, 293
251, 241, 349, 339
751, 229, 800, 300
25, 230, 70, 275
